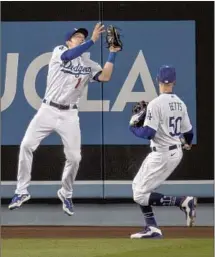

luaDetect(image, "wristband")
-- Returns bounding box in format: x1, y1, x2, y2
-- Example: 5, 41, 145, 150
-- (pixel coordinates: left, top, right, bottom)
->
107, 52, 117, 64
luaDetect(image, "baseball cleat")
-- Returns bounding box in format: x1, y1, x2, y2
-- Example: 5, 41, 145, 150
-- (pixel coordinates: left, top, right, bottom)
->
57, 189, 74, 216
8, 194, 31, 210
180, 196, 197, 227
130, 226, 163, 239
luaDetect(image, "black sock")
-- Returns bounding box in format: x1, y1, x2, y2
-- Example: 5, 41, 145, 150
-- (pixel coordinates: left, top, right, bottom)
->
148, 192, 184, 207
139, 205, 157, 227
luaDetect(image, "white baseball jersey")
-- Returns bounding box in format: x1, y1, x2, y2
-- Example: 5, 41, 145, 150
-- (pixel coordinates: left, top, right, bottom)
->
44, 45, 102, 106
144, 93, 192, 148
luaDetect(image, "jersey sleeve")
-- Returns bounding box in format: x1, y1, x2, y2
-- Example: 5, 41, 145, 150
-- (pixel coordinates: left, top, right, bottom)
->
181, 105, 192, 133
143, 101, 159, 131
51, 45, 68, 63
87, 59, 102, 82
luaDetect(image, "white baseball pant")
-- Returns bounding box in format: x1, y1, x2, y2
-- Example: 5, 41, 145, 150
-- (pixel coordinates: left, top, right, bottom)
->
15, 103, 81, 198
132, 146, 183, 206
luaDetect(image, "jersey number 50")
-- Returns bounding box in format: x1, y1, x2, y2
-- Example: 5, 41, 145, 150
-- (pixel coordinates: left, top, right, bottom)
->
169, 116, 182, 136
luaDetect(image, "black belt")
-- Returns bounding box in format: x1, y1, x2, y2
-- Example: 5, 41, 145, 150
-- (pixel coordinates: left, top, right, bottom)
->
43, 99, 77, 110
152, 145, 178, 152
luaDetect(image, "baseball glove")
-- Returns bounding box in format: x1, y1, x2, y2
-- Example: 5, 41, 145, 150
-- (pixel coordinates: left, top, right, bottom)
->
129, 100, 148, 127
106, 25, 123, 50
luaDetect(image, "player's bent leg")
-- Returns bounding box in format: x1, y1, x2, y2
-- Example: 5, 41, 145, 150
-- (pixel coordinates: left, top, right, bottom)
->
57, 111, 81, 216
61, 151, 81, 197
133, 191, 158, 227
57, 189, 74, 216
132, 149, 196, 227
148, 192, 185, 207
8, 136, 35, 210
59, 147, 81, 216
147, 193, 197, 227
132, 190, 163, 239
137, 191, 197, 227
16, 139, 36, 193
9, 136, 36, 210
57, 151, 81, 216
9, 106, 54, 210
133, 190, 150, 206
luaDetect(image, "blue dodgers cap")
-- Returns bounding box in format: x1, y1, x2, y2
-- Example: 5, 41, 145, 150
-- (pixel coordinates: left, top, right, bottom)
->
157, 65, 176, 84
64, 28, 88, 42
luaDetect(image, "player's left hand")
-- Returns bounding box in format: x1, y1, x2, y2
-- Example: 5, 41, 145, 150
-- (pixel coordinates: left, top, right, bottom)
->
182, 144, 192, 151
180, 137, 192, 150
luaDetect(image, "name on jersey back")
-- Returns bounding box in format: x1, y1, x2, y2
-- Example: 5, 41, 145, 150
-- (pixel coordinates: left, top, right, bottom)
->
169, 102, 182, 111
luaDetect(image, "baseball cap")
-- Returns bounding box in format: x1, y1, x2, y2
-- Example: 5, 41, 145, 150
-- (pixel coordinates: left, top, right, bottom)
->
64, 28, 88, 42
157, 65, 176, 84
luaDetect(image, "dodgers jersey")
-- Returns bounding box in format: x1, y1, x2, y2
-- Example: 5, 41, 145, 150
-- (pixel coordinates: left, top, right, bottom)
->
44, 45, 102, 106
144, 93, 192, 148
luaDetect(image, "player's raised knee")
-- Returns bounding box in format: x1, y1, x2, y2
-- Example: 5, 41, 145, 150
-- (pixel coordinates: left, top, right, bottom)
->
133, 191, 150, 206
133, 193, 143, 205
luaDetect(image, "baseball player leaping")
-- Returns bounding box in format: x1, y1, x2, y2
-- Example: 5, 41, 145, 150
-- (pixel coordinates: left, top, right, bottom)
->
8, 23, 121, 216
129, 65, 197, 239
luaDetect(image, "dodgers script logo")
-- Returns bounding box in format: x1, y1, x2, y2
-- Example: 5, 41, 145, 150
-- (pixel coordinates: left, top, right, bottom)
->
60, 62, 92, 78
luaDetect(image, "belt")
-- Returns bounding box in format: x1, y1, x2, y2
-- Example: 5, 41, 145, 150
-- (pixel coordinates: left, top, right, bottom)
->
151, 145, 178, 152
43, 99, 77, 110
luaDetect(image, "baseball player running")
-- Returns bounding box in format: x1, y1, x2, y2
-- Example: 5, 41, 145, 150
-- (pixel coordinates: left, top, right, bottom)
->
129, 65, 197, 239
8, 22, 121, 216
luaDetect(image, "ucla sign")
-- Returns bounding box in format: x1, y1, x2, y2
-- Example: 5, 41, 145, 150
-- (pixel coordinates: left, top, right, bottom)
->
1, 21, 196, 145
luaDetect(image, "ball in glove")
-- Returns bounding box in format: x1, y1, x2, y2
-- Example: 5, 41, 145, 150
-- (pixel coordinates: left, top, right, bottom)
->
129, 101, 148, 127
106, 25, 123, 51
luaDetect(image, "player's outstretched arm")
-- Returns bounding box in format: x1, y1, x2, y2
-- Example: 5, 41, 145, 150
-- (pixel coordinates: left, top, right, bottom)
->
98, 46, 121, 82
61, 40, 95, 61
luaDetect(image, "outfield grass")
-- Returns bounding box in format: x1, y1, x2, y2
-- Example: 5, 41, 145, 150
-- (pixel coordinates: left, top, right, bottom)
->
2, 238, 213, 257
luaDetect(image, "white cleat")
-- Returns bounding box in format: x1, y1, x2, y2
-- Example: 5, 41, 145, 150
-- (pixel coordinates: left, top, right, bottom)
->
180, 196, 198, 227
8, 194, 31, 210
57, 190, 74, 216
130, 226, 163, 239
